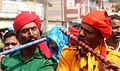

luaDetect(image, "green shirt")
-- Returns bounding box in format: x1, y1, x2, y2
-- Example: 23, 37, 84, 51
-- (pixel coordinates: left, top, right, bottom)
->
1, 48, 57, 71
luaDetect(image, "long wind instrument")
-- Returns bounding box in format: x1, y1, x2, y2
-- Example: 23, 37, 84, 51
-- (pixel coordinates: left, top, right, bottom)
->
60, 28, 108, 63
0, 37, 46, 56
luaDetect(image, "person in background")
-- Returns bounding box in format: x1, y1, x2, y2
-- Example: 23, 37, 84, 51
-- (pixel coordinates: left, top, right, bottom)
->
1, 11, 57, 71
3, 30, 20, 50
56, 10, 120, 71
47, 26, 68, 62
69, 19, 81, 46
106, 14, 120, 51
0, 30, 20, 71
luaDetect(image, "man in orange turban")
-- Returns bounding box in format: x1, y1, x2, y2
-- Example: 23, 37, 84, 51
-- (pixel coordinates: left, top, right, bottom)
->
1, 11, 57, 71
56, 10, 120, 71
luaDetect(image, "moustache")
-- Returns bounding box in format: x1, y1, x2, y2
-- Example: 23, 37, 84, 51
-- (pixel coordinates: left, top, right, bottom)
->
113, 33, 120, 37
78, 34, 84, 41
27, 36, 37, 43
78, 35, 89, 45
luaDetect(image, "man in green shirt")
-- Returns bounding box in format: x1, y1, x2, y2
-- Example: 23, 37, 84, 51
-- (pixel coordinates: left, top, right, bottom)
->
1, 11, 57, 71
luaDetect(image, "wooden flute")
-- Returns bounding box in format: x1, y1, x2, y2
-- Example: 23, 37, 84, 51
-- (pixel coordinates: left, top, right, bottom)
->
60, 28, 108, 63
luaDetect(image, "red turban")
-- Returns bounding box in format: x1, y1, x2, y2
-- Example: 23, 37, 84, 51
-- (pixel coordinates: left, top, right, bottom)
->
82, 10, 112, 38
13, 11, 42, 32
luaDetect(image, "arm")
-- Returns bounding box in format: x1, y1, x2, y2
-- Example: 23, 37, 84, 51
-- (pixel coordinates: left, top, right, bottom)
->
100, 50, 120, 71
100, 60, 120, 71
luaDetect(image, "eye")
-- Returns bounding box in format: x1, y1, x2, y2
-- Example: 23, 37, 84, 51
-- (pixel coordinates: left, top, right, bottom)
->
84, 29, 92, 34
112, 26, 119, 29
22, 29, 29, 33
4, 43, 10, 46
4, 42, 17, 46
11, 43, 17, 46
31, 27, 37, 31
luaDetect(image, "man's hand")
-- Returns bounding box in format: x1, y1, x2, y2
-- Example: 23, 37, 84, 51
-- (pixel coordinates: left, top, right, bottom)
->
100, 60, 120, 71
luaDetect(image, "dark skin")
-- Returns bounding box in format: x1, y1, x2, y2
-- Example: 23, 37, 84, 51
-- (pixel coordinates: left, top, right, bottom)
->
100, 61, 120, 71
106, 19, 120, 50
78, 23, 103, 50
78, 23, 120, 71
17, 22, 41, 61
4, 36, 20, 50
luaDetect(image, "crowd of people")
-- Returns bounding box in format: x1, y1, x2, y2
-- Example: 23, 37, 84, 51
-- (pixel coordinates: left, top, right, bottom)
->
0, 10, 120, 71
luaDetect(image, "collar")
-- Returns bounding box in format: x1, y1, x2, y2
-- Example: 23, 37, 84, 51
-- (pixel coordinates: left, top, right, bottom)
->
11, 48, 43, 59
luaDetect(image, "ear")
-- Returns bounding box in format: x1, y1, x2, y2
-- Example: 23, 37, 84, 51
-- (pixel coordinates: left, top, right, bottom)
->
99, 35, 104, 42
16, 33, 21, 43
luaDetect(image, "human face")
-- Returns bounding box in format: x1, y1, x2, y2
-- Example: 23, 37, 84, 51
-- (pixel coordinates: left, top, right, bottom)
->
17, 22, 40, 44
4, 36, 20, 50
111, 19, 120, 41
78, 23, 101, 49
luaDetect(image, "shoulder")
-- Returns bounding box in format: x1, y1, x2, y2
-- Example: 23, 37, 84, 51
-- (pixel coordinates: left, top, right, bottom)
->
59, 46, 78, 59
107, 46, 120, 57
61, 46, 77, 54
2, 51, 20, 62
107, 50, 120, 57
106, 48, 120, 65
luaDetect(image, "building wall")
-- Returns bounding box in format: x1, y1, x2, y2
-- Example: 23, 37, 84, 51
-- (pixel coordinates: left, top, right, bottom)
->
0, 0, 44, 29
45, 0, 64, 32
0, 0, 2, 10
48, 0, 62, 21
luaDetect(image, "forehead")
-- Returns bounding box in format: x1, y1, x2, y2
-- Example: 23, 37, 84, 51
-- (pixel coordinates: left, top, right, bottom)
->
4, 36, 18, 42
81, 23, 98, 32
112, 19, 120, 25
81, 23, 100, 34
20, 22, 37, 30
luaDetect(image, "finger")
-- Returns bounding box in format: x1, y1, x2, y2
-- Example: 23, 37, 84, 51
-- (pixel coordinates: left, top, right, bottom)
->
106, 64, 120, 70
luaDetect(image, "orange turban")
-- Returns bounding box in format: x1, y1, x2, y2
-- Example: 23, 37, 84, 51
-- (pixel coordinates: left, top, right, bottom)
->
82, 10, 112, 38
13, 11, 42, 32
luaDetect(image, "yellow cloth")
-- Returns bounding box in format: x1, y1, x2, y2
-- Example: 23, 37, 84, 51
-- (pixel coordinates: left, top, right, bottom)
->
56, 45, 120, 71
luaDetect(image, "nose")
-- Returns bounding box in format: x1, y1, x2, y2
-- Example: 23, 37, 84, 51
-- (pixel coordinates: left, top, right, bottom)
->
9, 44, 14, 49
79, 29, 84, 37
28, 29, 34, 36
117, 28, 120, 32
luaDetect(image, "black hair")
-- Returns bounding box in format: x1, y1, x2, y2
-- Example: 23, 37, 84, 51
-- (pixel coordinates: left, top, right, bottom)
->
3, 30, 16, 42
110, 14, 120, 20
109, 14, 120, 26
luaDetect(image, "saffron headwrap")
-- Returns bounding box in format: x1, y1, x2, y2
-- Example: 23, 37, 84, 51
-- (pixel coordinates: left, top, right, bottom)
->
82, 10, 112, 58
82, 10, 112, 38
13, 11, 42, 32
13, 11, 52, 59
